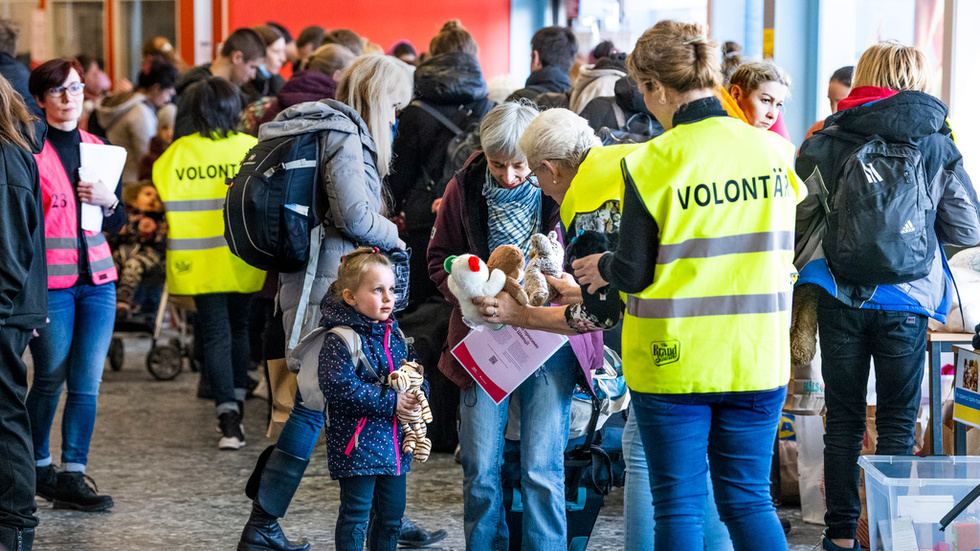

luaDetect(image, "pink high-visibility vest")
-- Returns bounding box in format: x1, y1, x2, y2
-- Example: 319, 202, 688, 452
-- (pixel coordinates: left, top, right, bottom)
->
35, 130, 118, 289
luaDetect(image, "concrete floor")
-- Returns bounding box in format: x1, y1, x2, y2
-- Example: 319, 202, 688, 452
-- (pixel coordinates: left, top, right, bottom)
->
26, 335, 825, 550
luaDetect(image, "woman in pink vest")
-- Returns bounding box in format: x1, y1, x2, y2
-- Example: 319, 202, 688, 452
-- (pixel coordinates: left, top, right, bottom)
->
26, 58, 124, 513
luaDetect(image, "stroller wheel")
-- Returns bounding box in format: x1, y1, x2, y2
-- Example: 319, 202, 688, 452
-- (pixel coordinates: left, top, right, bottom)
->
147, 345, 183, 381
108, 338, 124, 372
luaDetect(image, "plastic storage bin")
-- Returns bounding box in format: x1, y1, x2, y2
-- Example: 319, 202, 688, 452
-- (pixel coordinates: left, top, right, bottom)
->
860, 455, 980, 551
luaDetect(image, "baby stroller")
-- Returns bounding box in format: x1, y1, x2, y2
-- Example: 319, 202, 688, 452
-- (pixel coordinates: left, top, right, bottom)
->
108, 282, 194, 381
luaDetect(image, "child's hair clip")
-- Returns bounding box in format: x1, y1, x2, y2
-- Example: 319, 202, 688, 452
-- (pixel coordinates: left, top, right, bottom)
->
372, 246, 381, 254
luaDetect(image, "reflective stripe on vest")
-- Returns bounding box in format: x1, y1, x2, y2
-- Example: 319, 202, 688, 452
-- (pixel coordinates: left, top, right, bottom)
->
655, 231, 794, 265
559, 144, 639, 229
626, 290, 792, 319
153, 132, 265, 295
35, 130, 118, 289
167, 236, 229, 251
164, 198, 226, 212
620, 116, 803, 395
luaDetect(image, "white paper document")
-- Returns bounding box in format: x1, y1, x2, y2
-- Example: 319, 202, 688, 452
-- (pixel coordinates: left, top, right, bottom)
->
451, 325, 568, 404
896, 494, 954, 524
78, 143, 127, 232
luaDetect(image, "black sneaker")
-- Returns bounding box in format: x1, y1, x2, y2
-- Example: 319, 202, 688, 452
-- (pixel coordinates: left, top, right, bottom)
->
821, 531, 862, 551
215, 403, 245, 434
53, 472, 113, 512
35, 465, 58, 502
219, 410, 246, 450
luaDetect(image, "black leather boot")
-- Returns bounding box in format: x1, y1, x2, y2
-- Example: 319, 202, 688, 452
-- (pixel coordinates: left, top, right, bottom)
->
0, 525, 35, 551
238, 502, 309, 551
237, 445, 310, 551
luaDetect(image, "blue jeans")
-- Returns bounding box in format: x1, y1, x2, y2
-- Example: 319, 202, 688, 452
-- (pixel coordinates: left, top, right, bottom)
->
194, 293, 252, 411
622, 406, 734, 551
276, 396, 324, 460
27, 283, 115, 470
817, 292, 926, 540
458, 344, 577, 551
336, 474, 406, 551
632, 387, 787, 551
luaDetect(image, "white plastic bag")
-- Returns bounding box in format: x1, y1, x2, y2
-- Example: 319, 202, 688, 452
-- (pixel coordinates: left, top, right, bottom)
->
796, 414, 827, 525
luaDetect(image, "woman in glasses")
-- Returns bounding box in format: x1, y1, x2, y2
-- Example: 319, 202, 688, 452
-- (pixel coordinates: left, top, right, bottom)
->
427, 100, 604, 550
25, 57, 125, 512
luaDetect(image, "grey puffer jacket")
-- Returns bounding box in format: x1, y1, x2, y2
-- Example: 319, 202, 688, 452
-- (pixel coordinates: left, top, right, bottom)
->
259, 99, 399, 367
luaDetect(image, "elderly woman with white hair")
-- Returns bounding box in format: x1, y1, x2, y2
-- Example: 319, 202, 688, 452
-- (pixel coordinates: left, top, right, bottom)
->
427, 101, 604, 550
475, 107, 734, 551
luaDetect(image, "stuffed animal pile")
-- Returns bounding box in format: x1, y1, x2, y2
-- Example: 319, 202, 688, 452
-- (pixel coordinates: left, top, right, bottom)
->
444, 233, 569, 323
387, 360, 433, 462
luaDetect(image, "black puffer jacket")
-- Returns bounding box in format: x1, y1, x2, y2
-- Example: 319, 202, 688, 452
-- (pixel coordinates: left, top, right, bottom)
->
389, 52, 492, 304
389, 52, 491, 217
795, 89, 980, 315
0, 120, 47, 330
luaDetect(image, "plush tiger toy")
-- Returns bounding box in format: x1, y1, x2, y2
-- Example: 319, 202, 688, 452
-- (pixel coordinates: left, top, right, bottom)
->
387, 360, 433, 462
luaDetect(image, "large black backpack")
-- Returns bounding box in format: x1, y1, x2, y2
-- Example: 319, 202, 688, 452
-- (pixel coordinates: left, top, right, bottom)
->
818, 126, 936, 285
224, 132, 321, 273
225, 129, 413, 312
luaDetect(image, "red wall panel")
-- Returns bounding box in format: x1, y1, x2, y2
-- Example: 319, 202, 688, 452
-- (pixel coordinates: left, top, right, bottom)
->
226, 0, 512, 78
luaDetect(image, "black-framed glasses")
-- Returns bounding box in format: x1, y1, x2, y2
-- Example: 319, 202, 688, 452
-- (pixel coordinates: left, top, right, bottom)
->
522, 162, 555, 188
46, 82, 84, 98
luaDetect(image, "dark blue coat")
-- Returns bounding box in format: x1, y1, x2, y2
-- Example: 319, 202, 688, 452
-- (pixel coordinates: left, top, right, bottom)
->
316, 294, 427, 479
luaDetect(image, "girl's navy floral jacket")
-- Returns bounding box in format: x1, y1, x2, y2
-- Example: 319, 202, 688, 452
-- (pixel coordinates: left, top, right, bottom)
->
316, 294, 428, 479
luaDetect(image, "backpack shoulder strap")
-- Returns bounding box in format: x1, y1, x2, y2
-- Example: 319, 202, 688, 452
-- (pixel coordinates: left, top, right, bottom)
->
328, 326, 381, 382
287, 226, 324, 351
410, 100, 463, 135
611, 103, 626, 129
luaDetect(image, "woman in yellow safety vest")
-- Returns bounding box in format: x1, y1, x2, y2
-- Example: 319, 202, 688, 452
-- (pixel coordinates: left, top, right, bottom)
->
570, 20, 802, 549
476, 106, 735, 551
152, 77, 264, 451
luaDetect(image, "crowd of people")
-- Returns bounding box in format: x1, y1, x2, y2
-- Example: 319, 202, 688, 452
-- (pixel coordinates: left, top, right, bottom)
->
0, 11, 977, 551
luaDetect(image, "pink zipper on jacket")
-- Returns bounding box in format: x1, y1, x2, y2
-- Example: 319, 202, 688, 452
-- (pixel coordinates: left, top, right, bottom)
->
346, 417, 367, 455
384, 322, 402, 475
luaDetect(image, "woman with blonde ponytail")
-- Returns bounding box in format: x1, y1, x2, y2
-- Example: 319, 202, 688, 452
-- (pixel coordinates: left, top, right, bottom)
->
573, 20, 801, 549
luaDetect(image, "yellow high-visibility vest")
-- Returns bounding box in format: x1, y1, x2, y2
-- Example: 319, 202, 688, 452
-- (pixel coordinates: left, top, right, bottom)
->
153, 132, 265, 295
559, 143, 640, 230
621, 115, 804, 394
